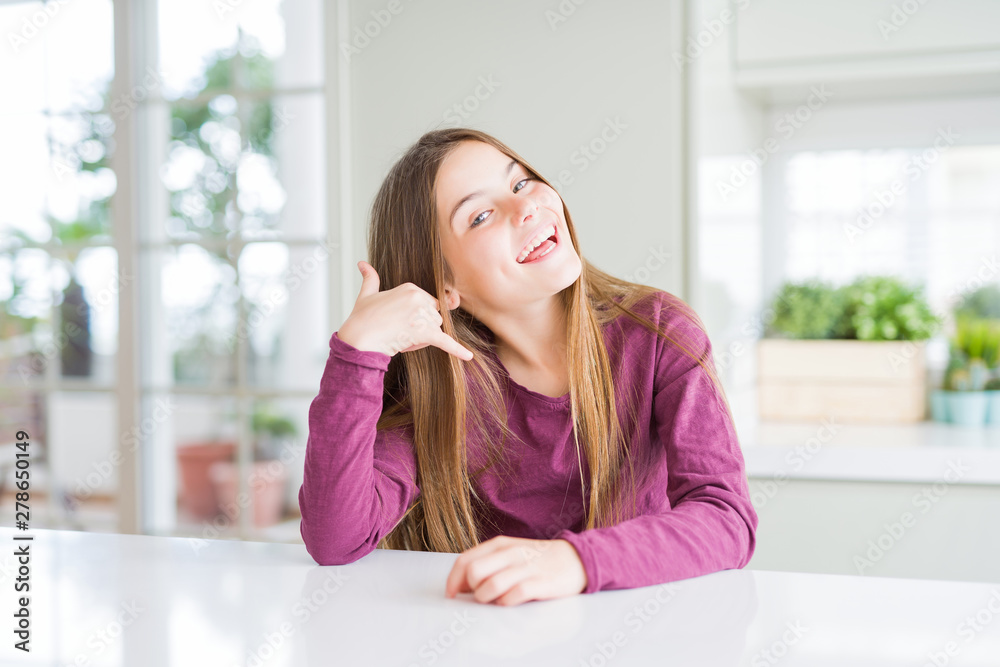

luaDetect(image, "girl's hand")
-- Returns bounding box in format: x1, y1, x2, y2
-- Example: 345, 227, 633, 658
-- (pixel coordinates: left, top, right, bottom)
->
337, 261, 474, 361
444, 535, 588, 606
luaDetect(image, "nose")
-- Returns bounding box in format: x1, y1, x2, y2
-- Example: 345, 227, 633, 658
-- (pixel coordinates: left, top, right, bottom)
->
513, 196, 538, 227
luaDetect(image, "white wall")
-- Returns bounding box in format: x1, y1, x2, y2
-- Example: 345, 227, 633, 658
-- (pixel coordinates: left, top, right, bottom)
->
336, 0, 688, 326
687, 0, 765, 434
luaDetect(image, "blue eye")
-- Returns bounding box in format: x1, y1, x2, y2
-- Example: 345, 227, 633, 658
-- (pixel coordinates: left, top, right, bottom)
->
470, 210, 489, 227
469, 178, 533, 228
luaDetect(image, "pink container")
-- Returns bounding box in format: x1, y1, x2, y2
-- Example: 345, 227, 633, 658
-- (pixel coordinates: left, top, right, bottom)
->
176, 441, 236, 519
209, 460, 289, 528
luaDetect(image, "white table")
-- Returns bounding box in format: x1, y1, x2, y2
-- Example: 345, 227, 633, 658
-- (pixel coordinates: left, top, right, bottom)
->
3, 527, 1000, 666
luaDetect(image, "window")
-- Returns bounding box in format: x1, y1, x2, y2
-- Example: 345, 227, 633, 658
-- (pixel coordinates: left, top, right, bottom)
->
1, 0, 329, 542
1, 0, 117, 529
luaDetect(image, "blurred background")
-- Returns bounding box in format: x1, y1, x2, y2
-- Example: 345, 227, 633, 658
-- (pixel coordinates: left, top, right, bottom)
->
1, 0, 998, 584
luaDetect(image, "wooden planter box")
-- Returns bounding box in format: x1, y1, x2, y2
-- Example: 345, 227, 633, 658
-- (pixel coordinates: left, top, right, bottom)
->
757, 339, 927, 423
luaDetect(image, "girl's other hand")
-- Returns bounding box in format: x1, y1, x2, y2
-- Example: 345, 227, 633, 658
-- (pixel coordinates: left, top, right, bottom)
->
444, 535, 588, 606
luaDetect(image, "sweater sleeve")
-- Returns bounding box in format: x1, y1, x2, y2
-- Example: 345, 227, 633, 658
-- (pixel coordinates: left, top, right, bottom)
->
555, 313, 758, 594
298, 330, 420, 566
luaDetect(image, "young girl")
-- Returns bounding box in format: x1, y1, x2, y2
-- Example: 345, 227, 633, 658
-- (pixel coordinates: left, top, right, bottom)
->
298, 128, 758, 607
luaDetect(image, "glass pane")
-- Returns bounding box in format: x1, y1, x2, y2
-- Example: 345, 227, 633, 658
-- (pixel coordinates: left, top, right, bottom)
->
43, 0, 114, 114
71, 246, 119, 384
0, 1, 113, 113
0, 248, 55, 379
0, 114, 49, 244
163, 96, 240, 241
0, 4, 48, 113
241, 94, 325, 240
48, 112, 116, 240
169, 395, 239, 536
247, 397, 309, 542
158, 0, 322, 99
49, 391, 117, 531
152, 245, 238, 387
239, 243, 329, 391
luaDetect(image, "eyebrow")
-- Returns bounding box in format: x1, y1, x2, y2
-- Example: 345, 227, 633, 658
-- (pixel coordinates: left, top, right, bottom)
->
449, 158, 518, 229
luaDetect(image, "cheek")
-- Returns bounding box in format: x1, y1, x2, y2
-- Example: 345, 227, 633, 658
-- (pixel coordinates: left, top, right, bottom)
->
538, 187, 565, 213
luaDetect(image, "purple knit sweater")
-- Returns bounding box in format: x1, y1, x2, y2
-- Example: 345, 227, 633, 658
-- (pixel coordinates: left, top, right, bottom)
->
298, 291, 758, 594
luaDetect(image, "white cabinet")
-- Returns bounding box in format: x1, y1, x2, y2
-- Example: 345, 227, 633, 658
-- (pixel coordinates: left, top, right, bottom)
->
732, 0, 1000, 102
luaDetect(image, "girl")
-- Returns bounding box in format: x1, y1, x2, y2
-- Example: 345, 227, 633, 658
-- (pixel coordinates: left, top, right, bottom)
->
298, 128, 757, 607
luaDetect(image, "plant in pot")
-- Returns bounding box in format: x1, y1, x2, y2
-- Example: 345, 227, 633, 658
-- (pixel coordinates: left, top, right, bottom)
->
758, 275, 941, 423
937, 315, 1000, 426
986, 377, 1000, 427
209, 404, 298, 529
176, 429, 238, 521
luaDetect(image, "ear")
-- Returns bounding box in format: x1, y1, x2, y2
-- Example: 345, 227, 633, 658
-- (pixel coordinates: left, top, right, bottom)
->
443, 284, 461, 311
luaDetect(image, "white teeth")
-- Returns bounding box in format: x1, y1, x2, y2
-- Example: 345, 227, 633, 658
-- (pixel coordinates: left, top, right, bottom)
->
517, 225, 556, 263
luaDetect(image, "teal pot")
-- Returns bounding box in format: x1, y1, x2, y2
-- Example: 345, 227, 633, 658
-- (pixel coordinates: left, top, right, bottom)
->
929, 390, 950, 423
946, 392, 989, 427
986, 391, 1000, 426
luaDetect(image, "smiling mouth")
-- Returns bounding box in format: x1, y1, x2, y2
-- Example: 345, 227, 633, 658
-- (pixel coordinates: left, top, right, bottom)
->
516, 226, 558, 264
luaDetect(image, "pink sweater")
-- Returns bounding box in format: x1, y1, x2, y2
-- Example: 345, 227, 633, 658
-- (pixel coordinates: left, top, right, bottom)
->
298, 291, 757, 593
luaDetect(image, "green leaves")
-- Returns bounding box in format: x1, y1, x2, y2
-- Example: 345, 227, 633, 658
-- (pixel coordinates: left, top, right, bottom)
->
944, 302, 1000, 391
835, 276, 941, 341
766, 275, 941, 341
766, 280, 844, 339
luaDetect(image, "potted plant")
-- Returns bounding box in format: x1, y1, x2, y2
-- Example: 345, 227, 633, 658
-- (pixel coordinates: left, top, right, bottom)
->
758, 275, 941, 423
986, 377, 1000, 427
177, 423, 238, 521
933, 315, 1000, 426
208, 404, 297, 528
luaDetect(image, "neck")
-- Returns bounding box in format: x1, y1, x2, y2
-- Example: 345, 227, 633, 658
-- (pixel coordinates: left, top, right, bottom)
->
487, 294, 568, 374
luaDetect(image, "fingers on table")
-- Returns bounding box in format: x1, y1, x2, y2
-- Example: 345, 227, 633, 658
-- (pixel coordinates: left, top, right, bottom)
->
444, 537, 513, 598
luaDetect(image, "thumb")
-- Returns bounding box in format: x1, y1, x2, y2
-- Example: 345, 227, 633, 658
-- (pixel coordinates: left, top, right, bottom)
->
356, 261, 380, 299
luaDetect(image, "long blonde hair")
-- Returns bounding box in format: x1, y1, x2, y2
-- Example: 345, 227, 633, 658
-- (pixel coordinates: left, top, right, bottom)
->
370, 128, 732, 552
